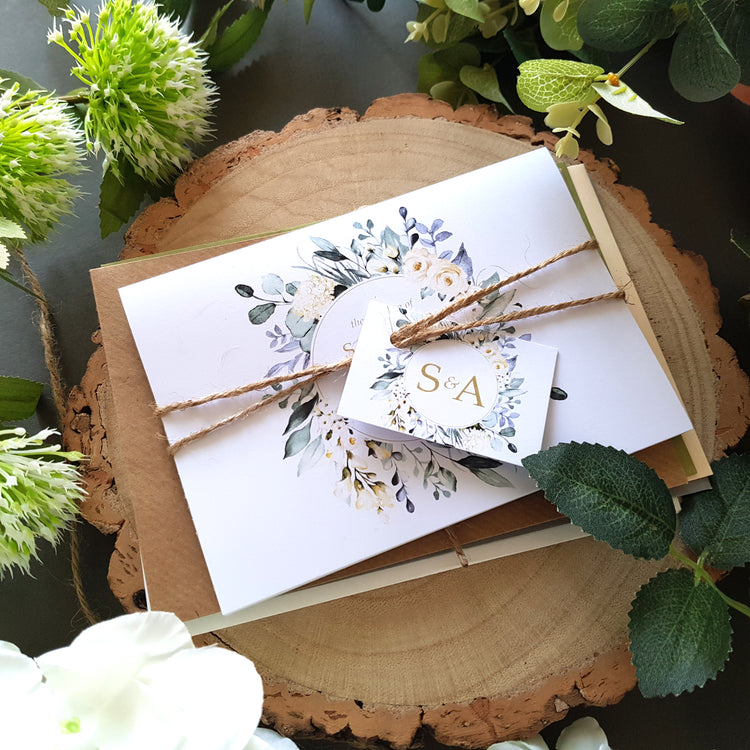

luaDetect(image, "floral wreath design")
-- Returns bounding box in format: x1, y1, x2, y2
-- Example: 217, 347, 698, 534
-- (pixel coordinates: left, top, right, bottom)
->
234, 207, 564, 516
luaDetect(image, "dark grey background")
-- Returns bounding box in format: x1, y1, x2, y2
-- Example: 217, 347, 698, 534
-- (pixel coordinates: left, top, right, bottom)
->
1, 1, 748, 747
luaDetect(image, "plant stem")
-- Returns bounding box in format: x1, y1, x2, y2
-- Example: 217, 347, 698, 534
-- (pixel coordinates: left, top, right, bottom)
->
669, 545, 750, 618
17, 93, 89, 110
617, 39, 657, 78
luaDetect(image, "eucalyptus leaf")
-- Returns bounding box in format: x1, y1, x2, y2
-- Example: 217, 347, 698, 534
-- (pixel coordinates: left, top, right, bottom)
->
283, 396, 318, 435
0, 219, 27, 241
468, 466, 513, 487
522, 442, 676, 559
446, 0, 484, 23
235, 283, 254, 298
680, 454, 750, 569
206, 0, 274, 73
592, 79, 683, 123
459, 64, 512, 110
629, 569, 732, 697
668, 3, 741, 102
516, 59, 603, 112
417, 5, 477, 48
286, 309, 315, 338
577, 0, 677, 52
248, 303, 276, 325
284, 422, 311, 458
0, 376, 44, 422
261, 273, 285, 296
297, 434, 324, 475
99, 162, 148, 239
540, 0, 584, 51
703, 0, 750, 84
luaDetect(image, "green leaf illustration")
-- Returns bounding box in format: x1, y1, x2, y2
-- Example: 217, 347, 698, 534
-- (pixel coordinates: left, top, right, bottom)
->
469, 466, 513, 487
592, 79, 683, 123
668, 3, 741, 102
0, 376, 44, 422
577, 0, 677, 52
261, 273, 285, 295
297, 434, 324, 476
206, 0, 274, 73
284, 396, 318, 435
522, 442, 676, 559
248, 303, 276, 324
540, 0, 584, 51
679, 454, 750, 569
516, 59, 603, 112
284, 422, 311, 459
629, 568, 732, 697
286, 309, 315, 338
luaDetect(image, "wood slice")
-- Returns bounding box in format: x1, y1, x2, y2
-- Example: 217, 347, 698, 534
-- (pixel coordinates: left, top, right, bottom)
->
64, 94, 750, 748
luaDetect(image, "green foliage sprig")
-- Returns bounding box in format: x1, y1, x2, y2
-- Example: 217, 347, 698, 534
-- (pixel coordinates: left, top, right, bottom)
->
400, 0, 749, 158
523, 443, 750, 697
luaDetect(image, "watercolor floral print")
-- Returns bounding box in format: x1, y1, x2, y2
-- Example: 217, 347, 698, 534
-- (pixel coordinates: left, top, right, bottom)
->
235, 207, 532, 516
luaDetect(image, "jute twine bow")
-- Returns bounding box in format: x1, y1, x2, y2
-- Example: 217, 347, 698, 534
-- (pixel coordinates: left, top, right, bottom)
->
157, 238, 625, 455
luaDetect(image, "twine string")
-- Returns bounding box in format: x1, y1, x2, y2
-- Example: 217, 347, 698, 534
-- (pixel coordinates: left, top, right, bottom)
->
161, 239, 623, 455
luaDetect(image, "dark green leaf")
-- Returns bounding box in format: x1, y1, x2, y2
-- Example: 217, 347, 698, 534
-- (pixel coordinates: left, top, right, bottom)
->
198, 1, 234, 49
304, 0, 315, 23
314, 249, 348, 262
0, 69, 46, 95
99, 163, 148, 239
522, 442, 676, 559
36, 0, 69, 17
457, 454, 501, 470
577, 0, 677, 51
668, 3, 741, 101
0, 376, 44, 422
284, 396, 318, 434
367, 0, 386, 10
503, 25, 544, 65
206, 0, 274, 73
155, 0, 192, 22
417, 44, 481, 98
417, 6, 477, 48
550, 386, 568, 400
248, 303, 276, 324
284, 422, 311, 458
629, 569, 732, 697
680, 454, 750, 569
235, 283, 254, 297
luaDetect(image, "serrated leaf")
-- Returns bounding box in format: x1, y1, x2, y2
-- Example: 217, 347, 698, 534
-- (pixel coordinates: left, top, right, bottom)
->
0, 376, 44, 422
540, 0, 584, 51
37, 0, 69, 17
459, 64, 512, 110
522, 442, 676, 559
668, 3, 741, 102
99, 163, 148, 239
0, 219, 26, 241
679, 454, 750, 569
198, 1, 234, 49
248, 303, 275, 324
284, 422, 311, 458
629, 569, 732, 697
206, 0, 274, 73
446, 0, 484, 22
0, 69, 46, 95
517, 58, 603, 112
577, 0, 677, 52
592, 79, 683, 123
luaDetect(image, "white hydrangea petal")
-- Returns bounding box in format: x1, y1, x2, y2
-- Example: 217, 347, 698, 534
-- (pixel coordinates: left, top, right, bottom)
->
488, 736, 550, 750
140, 644, 264, 750
0, 647, 43, 696
245, 728, 301, 750
36, 611, 193, 717
556, 717, 611, 750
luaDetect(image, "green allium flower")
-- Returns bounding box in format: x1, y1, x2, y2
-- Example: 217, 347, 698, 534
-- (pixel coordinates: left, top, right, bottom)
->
0, 83, 83, 244
0, 427, 85, 577
50, 0, 216, 184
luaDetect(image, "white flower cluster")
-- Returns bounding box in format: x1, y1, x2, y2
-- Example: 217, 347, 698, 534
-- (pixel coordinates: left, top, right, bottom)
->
477, 340, 512, 388
403, 246, 469, 297
0, 82, 83, 243
290, 274, 336, 321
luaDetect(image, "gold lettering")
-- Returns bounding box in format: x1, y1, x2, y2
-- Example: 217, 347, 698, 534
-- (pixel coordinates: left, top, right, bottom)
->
417, 363, 441, 393
342, 341, 356, 354
453, 376, 483, 408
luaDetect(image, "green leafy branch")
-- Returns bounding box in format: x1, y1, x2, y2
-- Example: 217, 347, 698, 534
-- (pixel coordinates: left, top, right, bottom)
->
522, 443, 750, 697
